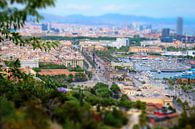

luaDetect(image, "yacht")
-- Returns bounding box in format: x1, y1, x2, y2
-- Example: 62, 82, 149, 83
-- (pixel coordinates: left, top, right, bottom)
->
157, 70, 161, 74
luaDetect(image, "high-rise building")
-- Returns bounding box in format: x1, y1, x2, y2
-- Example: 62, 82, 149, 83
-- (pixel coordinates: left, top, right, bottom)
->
176, 17, 183, 35
161, 28, 173, 42
162, 28, 170, 37
41, 24, 48, 31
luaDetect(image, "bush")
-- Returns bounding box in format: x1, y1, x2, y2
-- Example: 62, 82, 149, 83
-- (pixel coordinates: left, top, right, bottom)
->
104, 108, 128, 128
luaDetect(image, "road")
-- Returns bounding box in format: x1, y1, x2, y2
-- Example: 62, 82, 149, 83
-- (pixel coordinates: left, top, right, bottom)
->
72, 52, 111, 87
122, 110, 141, 129
173, 99, 183, 114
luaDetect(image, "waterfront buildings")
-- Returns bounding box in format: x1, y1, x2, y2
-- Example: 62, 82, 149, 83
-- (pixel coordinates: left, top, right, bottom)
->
141, 40, 195, 48
111, 61, 133, 69
133, 58, 190, 72
129, 46, 163, 53
162, 50, 195, 57
186, 50, 195, 57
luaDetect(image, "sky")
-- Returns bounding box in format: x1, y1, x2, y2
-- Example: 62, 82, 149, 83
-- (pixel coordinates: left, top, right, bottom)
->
41, 0, 195, 18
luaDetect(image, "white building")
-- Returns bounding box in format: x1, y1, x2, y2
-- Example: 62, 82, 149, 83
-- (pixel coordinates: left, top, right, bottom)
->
111, 62, 133, 69
162, 51, 185, 56
20, 59, 39, 68
61, 54, 84, 68
186, 50, 195, 57
111, 38, 130, 49
162, 50, 195, 57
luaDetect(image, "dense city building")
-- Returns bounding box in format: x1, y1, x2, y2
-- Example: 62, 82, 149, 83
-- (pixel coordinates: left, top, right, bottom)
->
0, 41, 84, 68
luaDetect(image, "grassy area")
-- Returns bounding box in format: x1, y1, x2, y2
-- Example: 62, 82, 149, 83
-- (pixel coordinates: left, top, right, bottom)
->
34, 62, 85, 72
33, 62, 67, 72
38, 72, 88, 84
40, 62, 66, 69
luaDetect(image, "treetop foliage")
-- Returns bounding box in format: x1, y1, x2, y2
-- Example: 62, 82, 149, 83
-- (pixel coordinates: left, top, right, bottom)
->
0, 0, 58, 50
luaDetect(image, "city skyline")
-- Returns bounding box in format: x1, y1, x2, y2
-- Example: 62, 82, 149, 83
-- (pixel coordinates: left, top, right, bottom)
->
40, 0, 195, 18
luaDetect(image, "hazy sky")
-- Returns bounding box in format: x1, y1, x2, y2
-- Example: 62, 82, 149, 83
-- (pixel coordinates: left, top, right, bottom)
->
42, 0, 194, 17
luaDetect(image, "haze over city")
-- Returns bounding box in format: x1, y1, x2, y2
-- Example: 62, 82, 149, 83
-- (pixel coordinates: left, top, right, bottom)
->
42, 0, 195, 18
37, 0, 195, 35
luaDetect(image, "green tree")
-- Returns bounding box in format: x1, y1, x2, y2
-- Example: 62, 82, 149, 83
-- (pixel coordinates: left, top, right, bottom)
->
118, 99, 132, 109
67, 74, 73, 83
0, 0, 58, 50
120, 94, 129, 101
111, 84, 121, 99
139, 111, 148, 129
104, 108, 128, 128
133, 124, 140, 129
75, 73, 87, 82
133, 100, 146, 111
0, 97, 16, 121
110, 84, 120, 93
171, 109, 195, 129
93, 83, 112, 98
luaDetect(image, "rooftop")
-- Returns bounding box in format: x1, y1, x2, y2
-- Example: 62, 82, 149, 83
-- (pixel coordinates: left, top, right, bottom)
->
39, 69, 77, 76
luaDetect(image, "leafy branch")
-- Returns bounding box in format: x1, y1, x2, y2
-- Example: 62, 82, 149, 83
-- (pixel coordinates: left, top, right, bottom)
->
0, 0, 58, 50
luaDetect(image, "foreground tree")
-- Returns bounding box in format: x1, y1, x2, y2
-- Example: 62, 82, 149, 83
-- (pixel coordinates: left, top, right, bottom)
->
0, 0, 58, 50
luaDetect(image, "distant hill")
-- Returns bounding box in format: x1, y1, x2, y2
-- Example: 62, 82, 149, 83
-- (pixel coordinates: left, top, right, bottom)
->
39, 13, 195, 25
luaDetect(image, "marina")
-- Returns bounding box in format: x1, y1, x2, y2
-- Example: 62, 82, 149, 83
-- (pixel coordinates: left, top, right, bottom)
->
118, 57, 194, 79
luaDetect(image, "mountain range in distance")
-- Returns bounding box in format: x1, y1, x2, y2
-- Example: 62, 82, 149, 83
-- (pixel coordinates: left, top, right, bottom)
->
39, 13, 195, 26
